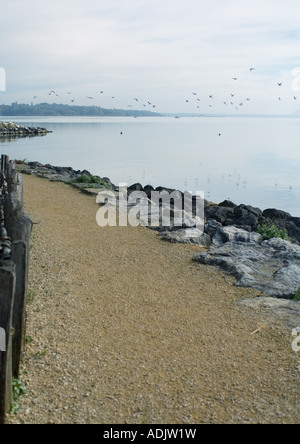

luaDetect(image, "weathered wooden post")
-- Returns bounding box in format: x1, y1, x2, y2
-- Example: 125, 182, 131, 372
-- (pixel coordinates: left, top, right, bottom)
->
11, 241, 28, 378
0, 262, 16, 423
0, 155, 32, 422
0, 155, 9, 173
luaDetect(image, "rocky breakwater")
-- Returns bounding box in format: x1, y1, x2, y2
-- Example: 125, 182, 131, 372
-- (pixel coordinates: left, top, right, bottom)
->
16, 161, 115, 190
0, 121, 52, 138
15, 163, 300, 322
133, 189, 300, 307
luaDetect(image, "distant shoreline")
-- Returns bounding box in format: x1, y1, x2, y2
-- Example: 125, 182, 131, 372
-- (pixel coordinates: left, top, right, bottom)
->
1, 102, 300, 118
0, 102, 161, 117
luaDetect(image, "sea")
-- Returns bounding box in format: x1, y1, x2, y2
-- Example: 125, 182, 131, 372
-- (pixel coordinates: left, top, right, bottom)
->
1, 115, 300, 217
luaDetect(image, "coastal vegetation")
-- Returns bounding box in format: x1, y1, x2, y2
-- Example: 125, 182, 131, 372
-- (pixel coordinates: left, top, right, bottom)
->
293, 287, 300, 301
72, 174, 109, 188
10, 377, 27, 415
255, 222, 289, 241
0, 102, 161, 117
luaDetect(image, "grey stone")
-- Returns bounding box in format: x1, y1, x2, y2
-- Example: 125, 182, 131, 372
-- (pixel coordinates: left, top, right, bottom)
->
159, 228, 211, 246
238, 297, 300, 330
196, 228, 300, 298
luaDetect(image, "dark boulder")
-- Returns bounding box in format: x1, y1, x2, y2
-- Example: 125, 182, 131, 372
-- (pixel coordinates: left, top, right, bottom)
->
144, 184, 155, 198
128, 183, 144, 192
262, 208, 291, 220
235, 213, 259, 229
155, 186, 177, 194
236, 204, 262, 218
205, 206, 234, 224
285, 221, 300, 243
218, 200, 237, 208
288, 217, 300, 229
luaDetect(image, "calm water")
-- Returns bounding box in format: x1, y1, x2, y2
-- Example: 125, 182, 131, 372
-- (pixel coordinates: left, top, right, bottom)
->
1, 116, 300, 216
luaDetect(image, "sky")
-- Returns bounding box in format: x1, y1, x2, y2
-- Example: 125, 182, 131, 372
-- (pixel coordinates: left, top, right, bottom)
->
1, 0, 300, 114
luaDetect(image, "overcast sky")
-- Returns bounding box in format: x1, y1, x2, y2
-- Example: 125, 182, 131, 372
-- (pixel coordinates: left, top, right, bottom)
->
1, 0, 300, 114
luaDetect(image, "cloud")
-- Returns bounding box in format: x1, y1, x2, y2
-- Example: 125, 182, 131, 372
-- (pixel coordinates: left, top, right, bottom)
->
1, 0, 300, 113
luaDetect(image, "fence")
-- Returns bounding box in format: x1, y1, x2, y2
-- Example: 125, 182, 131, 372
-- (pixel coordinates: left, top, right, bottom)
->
0, 154, 32, 423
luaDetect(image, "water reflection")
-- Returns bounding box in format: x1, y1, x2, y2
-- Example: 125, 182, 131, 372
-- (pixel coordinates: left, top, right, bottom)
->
0, 116, 299, 215
0, 133, 48, 143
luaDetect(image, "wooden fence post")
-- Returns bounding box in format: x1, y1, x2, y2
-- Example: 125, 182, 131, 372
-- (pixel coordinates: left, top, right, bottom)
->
11, 241, 28, 378
0, 155, 32, 423
0, 263, 16, 424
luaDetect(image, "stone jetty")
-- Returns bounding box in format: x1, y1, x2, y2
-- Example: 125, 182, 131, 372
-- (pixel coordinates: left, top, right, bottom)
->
0, 121, 51, 138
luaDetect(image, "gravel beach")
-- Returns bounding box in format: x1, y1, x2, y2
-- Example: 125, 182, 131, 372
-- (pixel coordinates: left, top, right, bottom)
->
7, 174, 300, 424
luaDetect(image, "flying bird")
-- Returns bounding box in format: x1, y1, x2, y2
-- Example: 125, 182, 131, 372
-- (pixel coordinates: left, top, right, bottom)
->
232, 77, 238, 80
250, 68, 255, 71
277, 82, 283, 86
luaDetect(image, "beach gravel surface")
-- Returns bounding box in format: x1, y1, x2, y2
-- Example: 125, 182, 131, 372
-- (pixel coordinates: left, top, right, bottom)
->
7, 174, 300, 424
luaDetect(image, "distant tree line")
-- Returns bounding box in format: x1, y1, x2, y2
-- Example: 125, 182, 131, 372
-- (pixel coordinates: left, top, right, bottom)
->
0, 102, 161, 117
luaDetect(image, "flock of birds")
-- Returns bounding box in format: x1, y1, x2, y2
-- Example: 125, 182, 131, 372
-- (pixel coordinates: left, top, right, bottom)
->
183, 68, 298, 112
31, 67, 298, 114
33, 89, 158, 110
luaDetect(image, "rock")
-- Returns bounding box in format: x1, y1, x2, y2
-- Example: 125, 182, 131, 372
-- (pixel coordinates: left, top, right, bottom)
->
288, 217, 300, 229
218, 200, 237, 208
204, 219, 223, 238
155, 186, 177, 194
205, 206, 234, 224
0, 121, 51, 137
234, 207, 248, 218
144, 185, 155, 198
235, 213, 258, 229
238, 204, 262, 218
285, 220, 300, 243
262, 208, 291, 220
195, 229, 300, 298
128, 183, 144, 192
159, 228, 211, 246
81, 169, 92, 177
238, 297, 300, 330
